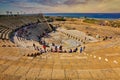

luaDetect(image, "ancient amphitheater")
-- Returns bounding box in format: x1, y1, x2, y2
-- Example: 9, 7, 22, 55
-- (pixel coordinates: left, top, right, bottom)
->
0, 14, 120, 80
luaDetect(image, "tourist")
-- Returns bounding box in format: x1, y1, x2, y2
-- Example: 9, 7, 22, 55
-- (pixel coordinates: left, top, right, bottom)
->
33, 43, 36, 49
105, 36, 108, 40
52, 43, 55, 46
83, 46, 86, 51
50, 48, 53, 52
39, 48, 43, 54
47, 49, 50, 52
54, 46, 58, 52
69, 49, 72, 53
36, 46, 39, 51
50, 43, 55, 52
80, 47, 83, 53
63, 50, 67, 53
59, 45, 63, 53
43, 44, 46, 52
109, 36, 112, 39
42, 40, 46, 45
39, 40, 43, 45
73, 48, 78, 52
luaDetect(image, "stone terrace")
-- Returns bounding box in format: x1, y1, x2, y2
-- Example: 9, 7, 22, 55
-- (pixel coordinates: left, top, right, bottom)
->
0, 49, 120, 80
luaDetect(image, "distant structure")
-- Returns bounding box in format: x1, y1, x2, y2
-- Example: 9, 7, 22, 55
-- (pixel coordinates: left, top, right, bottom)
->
6, 11, 9, 16
6, 11, 13, 16
17, 12, 19, 15
10, 11, 12, 16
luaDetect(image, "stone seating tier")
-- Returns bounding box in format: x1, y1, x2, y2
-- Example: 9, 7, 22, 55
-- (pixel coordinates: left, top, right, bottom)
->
0, 27, 17, 47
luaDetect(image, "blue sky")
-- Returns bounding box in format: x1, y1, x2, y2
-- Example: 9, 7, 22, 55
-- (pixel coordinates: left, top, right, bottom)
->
0, 0, 120, 14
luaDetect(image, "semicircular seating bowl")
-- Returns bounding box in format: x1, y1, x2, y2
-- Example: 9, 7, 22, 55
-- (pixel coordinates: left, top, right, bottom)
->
0, 14, 52, 57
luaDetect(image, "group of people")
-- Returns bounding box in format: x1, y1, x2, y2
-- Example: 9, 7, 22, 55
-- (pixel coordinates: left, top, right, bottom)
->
66, 46, 85, 53
50, 43, 63, 53
16, 23, 86, 55
33, 41, 86, 54
32, 29, 86, 54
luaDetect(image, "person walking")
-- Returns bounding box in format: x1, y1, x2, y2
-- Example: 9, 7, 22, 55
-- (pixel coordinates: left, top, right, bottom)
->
69, 49, 72, 53
39, 48, 43, 54
59, 45, 63, 53
80, 47, 83, 53
33, 43, 36, 50
83, 46, 86, 51
43, 44, 46, 52
54, 46, 58, 52
73, 48, 78, 52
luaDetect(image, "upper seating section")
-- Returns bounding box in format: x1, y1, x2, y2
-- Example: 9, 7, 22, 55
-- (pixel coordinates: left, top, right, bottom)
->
0, 16, 31, 29
0, 14, 49, 30
0, 14, 52, 40
0, 14, 53, 48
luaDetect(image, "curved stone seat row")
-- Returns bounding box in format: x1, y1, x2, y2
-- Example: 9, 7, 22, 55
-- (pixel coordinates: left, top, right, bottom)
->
0, 27, 12, 40
0, 38, 17, 47
60, 31, 86, 44
0, 27, 13, 40
2, 29, 10, 40
59, 29, 98, 44
0, 28, 5, 32
0, 27, 17, 47
0, 39, 18, 47
0, 28, 8, 39
5, 29, 12, 40
20, 48, 40, 57
14, 36, 27, 47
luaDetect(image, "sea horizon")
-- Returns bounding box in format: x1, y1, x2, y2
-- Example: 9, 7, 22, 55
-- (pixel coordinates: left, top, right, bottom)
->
44, 13, 120, 19
0, 13, 120, 19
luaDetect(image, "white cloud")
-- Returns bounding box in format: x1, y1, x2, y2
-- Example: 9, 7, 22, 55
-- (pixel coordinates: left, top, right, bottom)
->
0, 0, 120, 13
